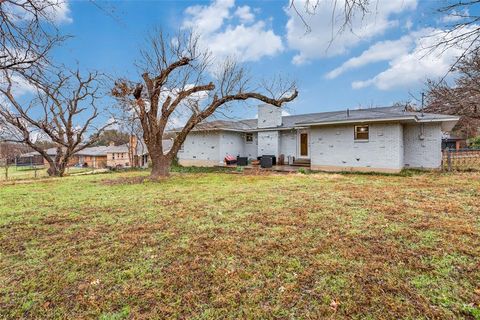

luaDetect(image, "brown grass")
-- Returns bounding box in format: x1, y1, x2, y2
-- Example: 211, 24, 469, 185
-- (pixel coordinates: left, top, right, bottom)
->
0, 171, 479, 319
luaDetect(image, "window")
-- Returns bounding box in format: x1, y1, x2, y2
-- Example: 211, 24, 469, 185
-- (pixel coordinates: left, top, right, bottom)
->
354, 125, 369, 140
245, 133, 253, 143
112, 153, 115, 160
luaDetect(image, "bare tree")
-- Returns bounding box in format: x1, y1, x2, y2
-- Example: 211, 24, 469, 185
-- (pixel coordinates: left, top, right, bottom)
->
112, 31, 298, 179
0, 0, 65, 72
0, 68, 111, 176
290, 0, 370, 34
425, 49, 480, 138
422, 1, 480, 81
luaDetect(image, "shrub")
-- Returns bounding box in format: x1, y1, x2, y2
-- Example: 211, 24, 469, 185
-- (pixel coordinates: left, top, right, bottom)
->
468, 136, 480, 149
298, 168, 307, 174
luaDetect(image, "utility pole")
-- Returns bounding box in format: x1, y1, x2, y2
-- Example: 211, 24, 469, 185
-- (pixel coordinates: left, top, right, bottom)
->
421, 92, 425, 117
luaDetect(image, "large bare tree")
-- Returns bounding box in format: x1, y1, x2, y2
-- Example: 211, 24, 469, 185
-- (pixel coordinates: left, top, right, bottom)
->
0, 0, 65, 72
113, 31, 298, 179
435, 1, 480, 59
290, 0, 369, 34
425, 49, 480, 138
0, 68, 110, 176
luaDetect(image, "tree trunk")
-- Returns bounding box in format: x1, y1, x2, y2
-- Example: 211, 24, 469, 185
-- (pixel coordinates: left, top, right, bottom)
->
150, 155, 172, 179
47, 162, 66, 177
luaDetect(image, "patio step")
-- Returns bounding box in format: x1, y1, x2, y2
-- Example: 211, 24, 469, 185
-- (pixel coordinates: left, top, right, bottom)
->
292, 158, 311, 166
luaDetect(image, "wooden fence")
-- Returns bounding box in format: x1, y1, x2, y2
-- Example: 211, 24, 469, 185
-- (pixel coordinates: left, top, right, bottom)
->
442, 149, 480, 171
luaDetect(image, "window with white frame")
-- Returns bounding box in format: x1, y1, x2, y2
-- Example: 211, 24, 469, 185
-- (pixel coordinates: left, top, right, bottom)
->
354, 125, 369, 140
245, 133, 253, 143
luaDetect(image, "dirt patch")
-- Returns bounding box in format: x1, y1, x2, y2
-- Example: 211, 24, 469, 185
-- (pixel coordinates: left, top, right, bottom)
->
100, 176, 149, 186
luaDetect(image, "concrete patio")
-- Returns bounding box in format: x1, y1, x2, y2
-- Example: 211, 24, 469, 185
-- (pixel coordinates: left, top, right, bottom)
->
215, 164, 310, 173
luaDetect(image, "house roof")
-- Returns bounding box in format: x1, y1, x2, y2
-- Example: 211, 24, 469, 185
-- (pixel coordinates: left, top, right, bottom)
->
19, 139, 173, 158
108, 139, 172, 154
294, 106, 458, 126
21, 146, 111, 157
177, 105, 459, 133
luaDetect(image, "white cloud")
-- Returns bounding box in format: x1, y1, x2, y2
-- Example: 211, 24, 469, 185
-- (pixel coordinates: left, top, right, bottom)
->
207, 21, 283, 62
350, 27, 475, 90
405, 18, 413, 30
47, 1, 73, 24
0, 74, 36, 97
5, 0, 73, 24
286, 0, 417, 65
235, 5, 255, 24
441, 9, 469, 24
326, 33, 419, 79
182, 0, 283, 63
182, 0, 234, 34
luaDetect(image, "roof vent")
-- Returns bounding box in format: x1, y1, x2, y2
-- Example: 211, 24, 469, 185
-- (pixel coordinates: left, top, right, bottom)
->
346, 108, 350, 117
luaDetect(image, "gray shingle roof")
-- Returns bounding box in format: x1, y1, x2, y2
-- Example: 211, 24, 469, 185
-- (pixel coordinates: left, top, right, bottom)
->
184, 105, 459, 132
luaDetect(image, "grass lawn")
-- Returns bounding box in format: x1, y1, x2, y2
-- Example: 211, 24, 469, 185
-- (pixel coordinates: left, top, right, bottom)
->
0, 170, 479, 319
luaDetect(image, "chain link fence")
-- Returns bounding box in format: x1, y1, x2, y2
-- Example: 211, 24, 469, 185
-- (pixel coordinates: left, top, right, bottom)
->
442, 149, 480, 171
0, 165, 99, 181
0, 165, 48, 181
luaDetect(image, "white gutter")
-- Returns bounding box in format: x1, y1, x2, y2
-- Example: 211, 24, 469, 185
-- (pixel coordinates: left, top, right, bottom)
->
168, 115, 461, 133
296, 116, 417, 126
417, 116, 460, 122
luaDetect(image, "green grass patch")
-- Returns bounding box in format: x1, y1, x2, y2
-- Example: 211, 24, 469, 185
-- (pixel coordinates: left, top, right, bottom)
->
0, 170, 479, 318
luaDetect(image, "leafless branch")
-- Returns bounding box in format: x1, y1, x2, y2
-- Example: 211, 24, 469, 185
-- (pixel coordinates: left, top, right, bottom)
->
0, 0, 67, 72
112, 30, 298, 178
0, 67, 112, 176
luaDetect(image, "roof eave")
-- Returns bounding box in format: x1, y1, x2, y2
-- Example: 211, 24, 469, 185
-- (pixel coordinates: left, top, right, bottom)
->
416, 116, 460, 122
296, 116, 418, 126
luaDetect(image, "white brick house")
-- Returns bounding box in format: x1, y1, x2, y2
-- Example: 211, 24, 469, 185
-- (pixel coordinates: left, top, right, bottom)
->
175, 105, 459, 173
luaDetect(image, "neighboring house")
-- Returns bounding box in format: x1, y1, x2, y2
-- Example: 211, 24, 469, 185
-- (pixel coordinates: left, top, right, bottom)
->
16, 137, 173, 169
18, 146, 109, 168
175, 104, 459, 173
441, 134, 467, 150
106, 137, 163, 168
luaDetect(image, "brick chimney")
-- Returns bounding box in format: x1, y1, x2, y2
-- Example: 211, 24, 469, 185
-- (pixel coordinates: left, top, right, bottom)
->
257, 104, 282, 129
129, 135, 137, 150
128, 135, 138, 167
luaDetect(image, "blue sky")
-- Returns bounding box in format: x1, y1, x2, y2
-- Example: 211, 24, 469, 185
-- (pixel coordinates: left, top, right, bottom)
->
49, 0, 478, 120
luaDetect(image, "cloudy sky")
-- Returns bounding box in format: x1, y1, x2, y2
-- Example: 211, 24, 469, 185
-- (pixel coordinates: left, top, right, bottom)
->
51, 0, 477, 118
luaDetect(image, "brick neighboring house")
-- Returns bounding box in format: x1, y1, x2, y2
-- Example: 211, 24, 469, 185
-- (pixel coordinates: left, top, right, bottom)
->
16, 137, 173, 169
18, 146, 109, 168
106, 136, 153, 168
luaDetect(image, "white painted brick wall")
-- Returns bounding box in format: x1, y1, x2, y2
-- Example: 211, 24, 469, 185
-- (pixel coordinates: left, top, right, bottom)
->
219, 132, 245, 158
310, 123, 404, 170
177, 132, 221, 164
257, 104, 282, 128
258, 131, 280, 157
244, 133, 258, 159
178, 122, 443, 170
280, 130, 297, 158
403, 123, 442, 169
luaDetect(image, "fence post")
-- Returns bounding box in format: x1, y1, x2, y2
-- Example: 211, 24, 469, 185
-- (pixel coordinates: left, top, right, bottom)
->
447, 149, 452, 172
